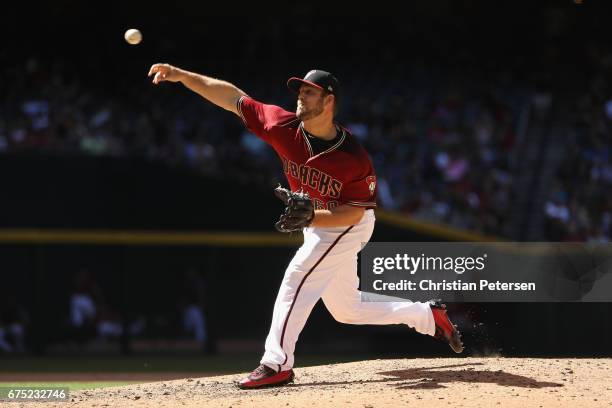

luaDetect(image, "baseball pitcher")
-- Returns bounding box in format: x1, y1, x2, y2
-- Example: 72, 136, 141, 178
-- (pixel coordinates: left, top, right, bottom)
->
148, 64, 463, 389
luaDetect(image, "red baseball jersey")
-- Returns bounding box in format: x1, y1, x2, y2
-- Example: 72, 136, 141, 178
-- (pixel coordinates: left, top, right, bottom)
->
237, 96, 377, 210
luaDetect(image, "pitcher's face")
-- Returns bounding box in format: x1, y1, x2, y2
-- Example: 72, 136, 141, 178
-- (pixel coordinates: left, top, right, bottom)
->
296, 84, 328, 120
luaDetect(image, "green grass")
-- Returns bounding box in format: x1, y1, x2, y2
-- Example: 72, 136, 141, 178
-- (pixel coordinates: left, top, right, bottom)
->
0, 354, 374, 392
0, 381, 137, 390
0, 353, 369, 374
1, 355, 252, 373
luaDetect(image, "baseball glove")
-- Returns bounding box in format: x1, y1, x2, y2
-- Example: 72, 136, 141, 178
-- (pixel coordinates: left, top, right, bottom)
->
274, 185, 314, 233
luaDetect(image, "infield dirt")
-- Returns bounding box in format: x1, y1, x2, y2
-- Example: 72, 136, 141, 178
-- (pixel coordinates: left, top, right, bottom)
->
15, 357, 612, 408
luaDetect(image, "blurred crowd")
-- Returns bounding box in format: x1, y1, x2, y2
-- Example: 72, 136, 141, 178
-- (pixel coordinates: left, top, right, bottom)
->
0, 292, 27, 354
66, 268, 208, 351
1, 3, 610, 241
543, 46, 612, 242
347, 78, 519, 235
0, 56, 523, 237
0, 268, 210, 355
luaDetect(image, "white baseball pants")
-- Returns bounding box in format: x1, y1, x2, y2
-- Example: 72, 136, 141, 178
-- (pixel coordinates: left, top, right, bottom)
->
260, 209, 435, 372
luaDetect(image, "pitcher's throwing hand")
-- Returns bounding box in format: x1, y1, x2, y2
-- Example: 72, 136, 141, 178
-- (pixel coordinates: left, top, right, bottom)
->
148, 63, 185, 84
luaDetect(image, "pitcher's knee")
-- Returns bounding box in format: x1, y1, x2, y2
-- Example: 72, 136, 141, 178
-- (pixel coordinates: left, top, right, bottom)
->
327, 307, 362, 324
334, 314, 361, 324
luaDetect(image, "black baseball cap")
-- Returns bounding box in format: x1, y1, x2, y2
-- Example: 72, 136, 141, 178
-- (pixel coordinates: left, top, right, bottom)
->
287, 70, 340, 95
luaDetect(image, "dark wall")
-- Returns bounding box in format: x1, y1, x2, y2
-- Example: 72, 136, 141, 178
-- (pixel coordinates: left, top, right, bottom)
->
0, 154, 281, 230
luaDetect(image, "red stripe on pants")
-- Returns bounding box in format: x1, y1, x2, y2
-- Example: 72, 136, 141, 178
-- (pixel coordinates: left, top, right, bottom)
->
279, 225, 354, 365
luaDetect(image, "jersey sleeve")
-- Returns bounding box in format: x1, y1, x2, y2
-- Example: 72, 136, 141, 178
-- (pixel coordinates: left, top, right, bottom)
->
341, 162, 378, 209
236, 96, 296, 147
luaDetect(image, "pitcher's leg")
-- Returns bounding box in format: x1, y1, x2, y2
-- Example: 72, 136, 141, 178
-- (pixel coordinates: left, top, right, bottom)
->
260, 226, 354, 371
260, 260, 333, 371
321, 212, 435, 335
322, 272, 435, 335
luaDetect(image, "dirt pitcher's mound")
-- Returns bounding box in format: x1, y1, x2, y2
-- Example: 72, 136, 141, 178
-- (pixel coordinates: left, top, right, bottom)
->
24, 358, 612, 408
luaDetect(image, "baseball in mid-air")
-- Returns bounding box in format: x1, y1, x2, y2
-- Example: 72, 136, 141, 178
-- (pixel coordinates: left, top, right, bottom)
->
124, 29, 142, 45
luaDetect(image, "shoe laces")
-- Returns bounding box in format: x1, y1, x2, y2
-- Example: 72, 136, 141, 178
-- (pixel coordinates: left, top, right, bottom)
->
253, 365, 272, 376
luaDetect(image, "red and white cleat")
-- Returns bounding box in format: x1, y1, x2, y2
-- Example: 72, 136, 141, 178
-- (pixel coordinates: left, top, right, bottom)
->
237, 364, 295, 389
430, 300, 464, 353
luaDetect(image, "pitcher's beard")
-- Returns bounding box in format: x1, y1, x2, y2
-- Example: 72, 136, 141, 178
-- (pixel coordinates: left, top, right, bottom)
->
297, 105, 323, 121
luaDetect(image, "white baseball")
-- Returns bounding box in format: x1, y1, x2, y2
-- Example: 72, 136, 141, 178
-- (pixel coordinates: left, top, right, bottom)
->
124, 29, 142, 45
